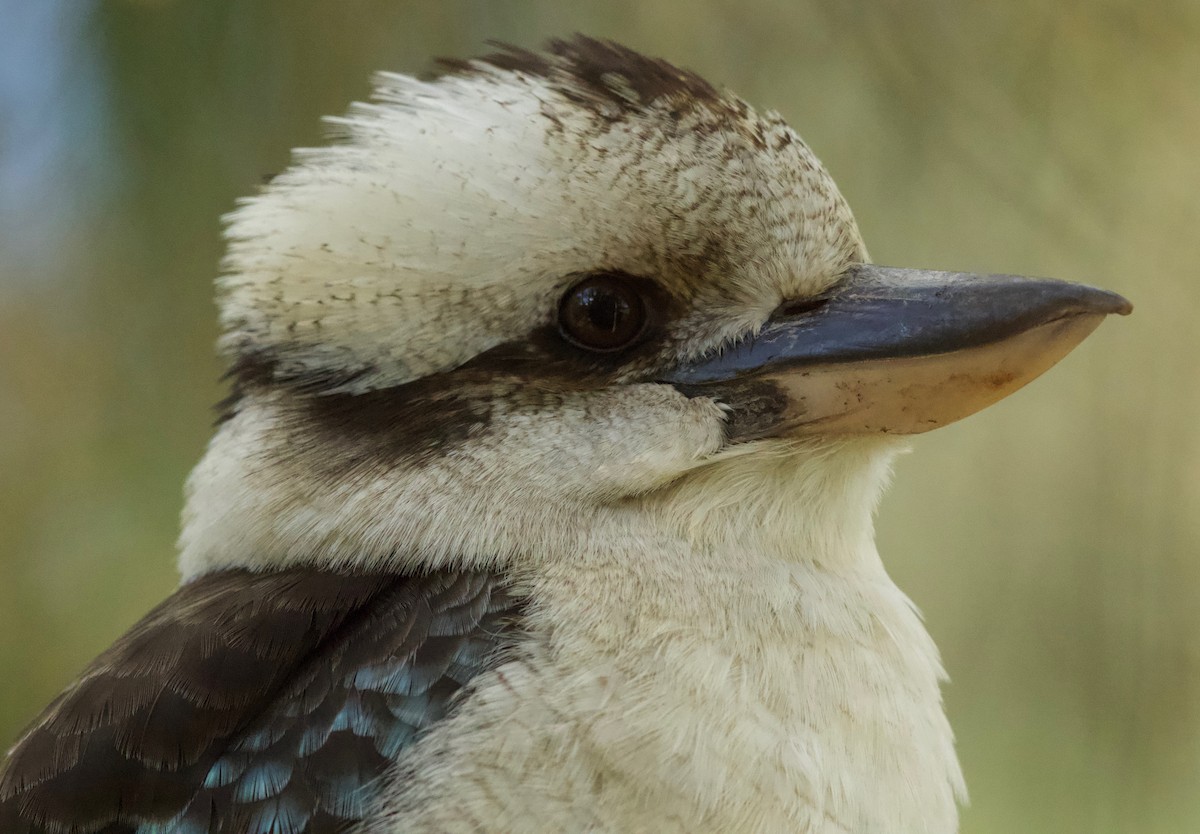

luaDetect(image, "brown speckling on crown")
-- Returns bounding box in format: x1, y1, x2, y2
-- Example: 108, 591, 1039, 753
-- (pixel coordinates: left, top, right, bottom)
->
439, 35, 727, 117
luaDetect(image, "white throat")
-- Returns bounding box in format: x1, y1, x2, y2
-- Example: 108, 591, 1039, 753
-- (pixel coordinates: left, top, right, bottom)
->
361, 438, 967, 833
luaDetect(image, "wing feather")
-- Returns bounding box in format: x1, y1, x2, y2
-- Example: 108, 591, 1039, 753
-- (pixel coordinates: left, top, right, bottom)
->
0, 567, 520, 834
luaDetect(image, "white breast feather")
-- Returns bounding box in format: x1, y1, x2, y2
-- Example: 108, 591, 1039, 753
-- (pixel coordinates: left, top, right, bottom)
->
364, 440, 966, 833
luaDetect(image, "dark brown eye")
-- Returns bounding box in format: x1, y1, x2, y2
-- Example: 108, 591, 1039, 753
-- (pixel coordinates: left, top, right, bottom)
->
558, 273, 648, 352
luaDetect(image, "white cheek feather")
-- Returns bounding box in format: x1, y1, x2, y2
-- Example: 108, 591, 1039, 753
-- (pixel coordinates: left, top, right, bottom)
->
177, 385, 730, 577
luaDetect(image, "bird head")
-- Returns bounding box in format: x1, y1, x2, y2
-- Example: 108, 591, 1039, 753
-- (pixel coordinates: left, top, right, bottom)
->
181, 37, 1129, 578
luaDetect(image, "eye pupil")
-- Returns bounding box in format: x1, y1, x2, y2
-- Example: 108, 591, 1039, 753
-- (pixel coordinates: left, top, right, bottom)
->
559, 273, 648, 352
581, 288, 627, 332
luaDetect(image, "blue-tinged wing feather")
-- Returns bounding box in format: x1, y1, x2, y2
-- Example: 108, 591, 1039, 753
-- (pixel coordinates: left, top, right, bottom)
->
0, 568, 521, 834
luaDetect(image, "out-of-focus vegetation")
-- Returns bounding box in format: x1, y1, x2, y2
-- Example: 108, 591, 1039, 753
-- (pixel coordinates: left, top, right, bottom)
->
1, 1, 1196, 831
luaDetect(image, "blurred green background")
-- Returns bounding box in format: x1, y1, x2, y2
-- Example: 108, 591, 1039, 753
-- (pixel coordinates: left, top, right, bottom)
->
1, 1, 1196, 831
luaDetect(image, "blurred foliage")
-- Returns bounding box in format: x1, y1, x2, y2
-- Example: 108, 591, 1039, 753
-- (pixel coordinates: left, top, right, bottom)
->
1, 1, 1197, 832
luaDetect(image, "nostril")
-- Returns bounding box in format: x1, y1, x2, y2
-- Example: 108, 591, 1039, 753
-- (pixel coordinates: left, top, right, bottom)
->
777, 297, 828, 317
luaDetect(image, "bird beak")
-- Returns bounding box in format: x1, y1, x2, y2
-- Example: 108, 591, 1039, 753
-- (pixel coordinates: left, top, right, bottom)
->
664, 265, 1133, 439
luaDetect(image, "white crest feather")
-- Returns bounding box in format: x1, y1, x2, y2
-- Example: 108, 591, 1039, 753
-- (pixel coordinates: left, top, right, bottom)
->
219, 58, 863, 392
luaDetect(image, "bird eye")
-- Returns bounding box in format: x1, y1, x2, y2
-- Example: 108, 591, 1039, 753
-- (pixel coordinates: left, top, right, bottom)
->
558, 273, 648, 352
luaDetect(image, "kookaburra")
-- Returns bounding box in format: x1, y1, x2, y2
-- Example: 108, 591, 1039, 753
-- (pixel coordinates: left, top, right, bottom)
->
1, 37, 1130, 834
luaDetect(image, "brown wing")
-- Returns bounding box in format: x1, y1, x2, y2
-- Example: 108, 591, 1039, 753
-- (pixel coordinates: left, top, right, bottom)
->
0, 567, 521, 834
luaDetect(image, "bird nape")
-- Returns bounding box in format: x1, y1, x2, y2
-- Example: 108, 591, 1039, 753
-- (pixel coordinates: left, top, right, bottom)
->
0, 35, 1130, 834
